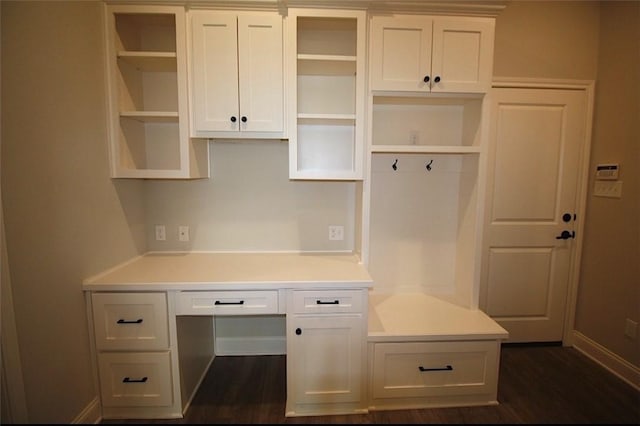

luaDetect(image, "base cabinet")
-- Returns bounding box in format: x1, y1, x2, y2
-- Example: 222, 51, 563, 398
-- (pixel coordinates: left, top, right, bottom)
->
286, 289, 368, 416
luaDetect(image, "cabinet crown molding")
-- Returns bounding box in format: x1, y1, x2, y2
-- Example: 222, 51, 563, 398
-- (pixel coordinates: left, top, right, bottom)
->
105, 0, 509, 16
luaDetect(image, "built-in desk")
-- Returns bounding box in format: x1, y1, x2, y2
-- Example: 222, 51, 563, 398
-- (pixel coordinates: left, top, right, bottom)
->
83, 251, 373, 419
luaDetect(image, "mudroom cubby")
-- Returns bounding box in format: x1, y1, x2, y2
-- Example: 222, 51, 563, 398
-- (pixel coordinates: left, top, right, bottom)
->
368, 152, 482, 308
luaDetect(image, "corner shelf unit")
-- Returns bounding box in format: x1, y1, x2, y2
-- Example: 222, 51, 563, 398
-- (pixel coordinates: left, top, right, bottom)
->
288, 9, 366, 180
104, 4, 208, 179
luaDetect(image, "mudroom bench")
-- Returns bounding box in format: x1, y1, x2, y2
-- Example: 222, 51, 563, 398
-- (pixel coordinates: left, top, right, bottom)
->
367, 292, 509, 411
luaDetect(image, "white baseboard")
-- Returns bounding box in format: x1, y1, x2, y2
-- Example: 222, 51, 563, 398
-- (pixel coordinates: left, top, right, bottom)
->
572, 331, 640, 391
72, 396, 101, 424
215, 336, 286, 356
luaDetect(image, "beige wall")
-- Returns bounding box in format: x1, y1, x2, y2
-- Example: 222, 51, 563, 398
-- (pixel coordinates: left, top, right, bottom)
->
145, 141, 356, 252
575, 1, 640, 367
1, 1, 638, 423
494, 0, 600, 80
1, 1, 146, 422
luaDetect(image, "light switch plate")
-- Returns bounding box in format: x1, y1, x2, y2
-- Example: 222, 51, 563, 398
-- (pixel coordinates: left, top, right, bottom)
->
594, 180, 623, 198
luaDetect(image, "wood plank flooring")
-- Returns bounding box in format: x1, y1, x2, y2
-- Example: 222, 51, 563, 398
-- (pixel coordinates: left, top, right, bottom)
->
102, 343, 640, 424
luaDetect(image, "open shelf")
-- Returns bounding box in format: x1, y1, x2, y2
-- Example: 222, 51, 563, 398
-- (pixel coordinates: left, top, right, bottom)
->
371, 96, 484, 153
117, 51, 177, 71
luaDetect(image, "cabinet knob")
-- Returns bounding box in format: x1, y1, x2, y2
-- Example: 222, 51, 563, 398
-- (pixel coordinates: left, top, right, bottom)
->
434, 76, 441, 83
423, 75, 430, 83
295, 328, 302, 335
241, 116, 247, 123
230, 116, 237, 123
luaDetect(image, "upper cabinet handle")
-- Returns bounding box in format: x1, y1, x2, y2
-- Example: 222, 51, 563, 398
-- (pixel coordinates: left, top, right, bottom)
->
434, 76, 441, 83
241, 116, 247, 123
230, 116, 237, 123
423, 75, 430, 83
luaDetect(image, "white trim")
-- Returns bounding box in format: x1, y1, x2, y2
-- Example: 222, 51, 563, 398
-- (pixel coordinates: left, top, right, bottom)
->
71, 397, 101, 424
489, 78, 595, 348
572, 331, 640, 391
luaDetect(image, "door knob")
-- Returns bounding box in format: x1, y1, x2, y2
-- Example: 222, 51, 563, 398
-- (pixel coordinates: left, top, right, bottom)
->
556, 230, 575, 240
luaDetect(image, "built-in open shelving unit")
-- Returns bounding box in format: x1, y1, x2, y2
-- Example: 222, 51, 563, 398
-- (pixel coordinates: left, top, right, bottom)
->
288, 10, 365, 180
105, 5, 208, 179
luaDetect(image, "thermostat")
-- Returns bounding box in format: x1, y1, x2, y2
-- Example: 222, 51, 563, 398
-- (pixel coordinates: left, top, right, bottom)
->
595, 163, 619, 180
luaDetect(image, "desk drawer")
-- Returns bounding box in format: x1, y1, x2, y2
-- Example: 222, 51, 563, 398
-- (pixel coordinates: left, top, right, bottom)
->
92, 292, 169, 351
371, 340, 499, 399
98, 351, 173, 408
176, 290, 278, 315
292, 289, 364, 314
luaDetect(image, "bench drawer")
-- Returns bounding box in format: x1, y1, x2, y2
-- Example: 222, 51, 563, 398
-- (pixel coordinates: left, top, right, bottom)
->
176, 290, 278, 315
371, 340, 499, 399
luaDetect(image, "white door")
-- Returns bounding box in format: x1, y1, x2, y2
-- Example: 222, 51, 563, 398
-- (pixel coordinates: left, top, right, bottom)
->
288, 315, 363, 404
190, 12, 239, 132
481, 87, 588, 343
237, 15, 283, 132
369, 16, 433, 91
430, 18, 494, 93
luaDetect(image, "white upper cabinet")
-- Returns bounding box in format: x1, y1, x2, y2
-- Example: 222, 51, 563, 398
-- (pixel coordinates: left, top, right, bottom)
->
189, 11, 284, 138
370, 15, 495, 93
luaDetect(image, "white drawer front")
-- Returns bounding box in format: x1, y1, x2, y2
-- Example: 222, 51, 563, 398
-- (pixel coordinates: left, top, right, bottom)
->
98, 351, 173, 408
176, 290, 278, 315
92, 292, 169, 351
372, 340, 499, 399
292, 289, 364, 314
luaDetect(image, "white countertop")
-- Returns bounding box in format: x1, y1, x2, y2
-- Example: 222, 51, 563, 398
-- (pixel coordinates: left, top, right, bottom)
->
83, 251, 374, 291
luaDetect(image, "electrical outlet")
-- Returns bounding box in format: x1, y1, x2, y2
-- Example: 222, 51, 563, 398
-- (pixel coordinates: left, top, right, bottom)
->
178, 225, 189, 242
624, 318, 638, 340
328, 225, 344, 241
409, 130, 420, 145
155, 225, 166, 241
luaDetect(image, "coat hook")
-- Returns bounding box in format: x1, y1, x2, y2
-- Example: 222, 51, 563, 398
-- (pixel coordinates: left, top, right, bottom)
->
426, 159, 433, 171
392, 159, 398, 171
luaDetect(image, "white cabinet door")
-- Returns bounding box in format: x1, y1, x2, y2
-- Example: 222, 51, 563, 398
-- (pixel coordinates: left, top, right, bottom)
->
431, 18, 494, 93
237, 15, 283, 132
288, 314, 363, 406
370, 16, 433, 92
370, 15, 494, 93
191, 12, 239, 132
190, 12, 283, 135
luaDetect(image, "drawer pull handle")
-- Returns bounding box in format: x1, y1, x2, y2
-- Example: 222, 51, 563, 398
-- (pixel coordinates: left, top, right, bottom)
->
215, 300, 245, 305
117, 319, 143, 324
419, 365, 453, 372
122, 376, 148, 383
316, 300, 339, 305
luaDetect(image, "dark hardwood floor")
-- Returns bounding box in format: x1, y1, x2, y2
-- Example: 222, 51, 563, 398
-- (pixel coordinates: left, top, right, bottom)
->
103, 343, 640, 424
